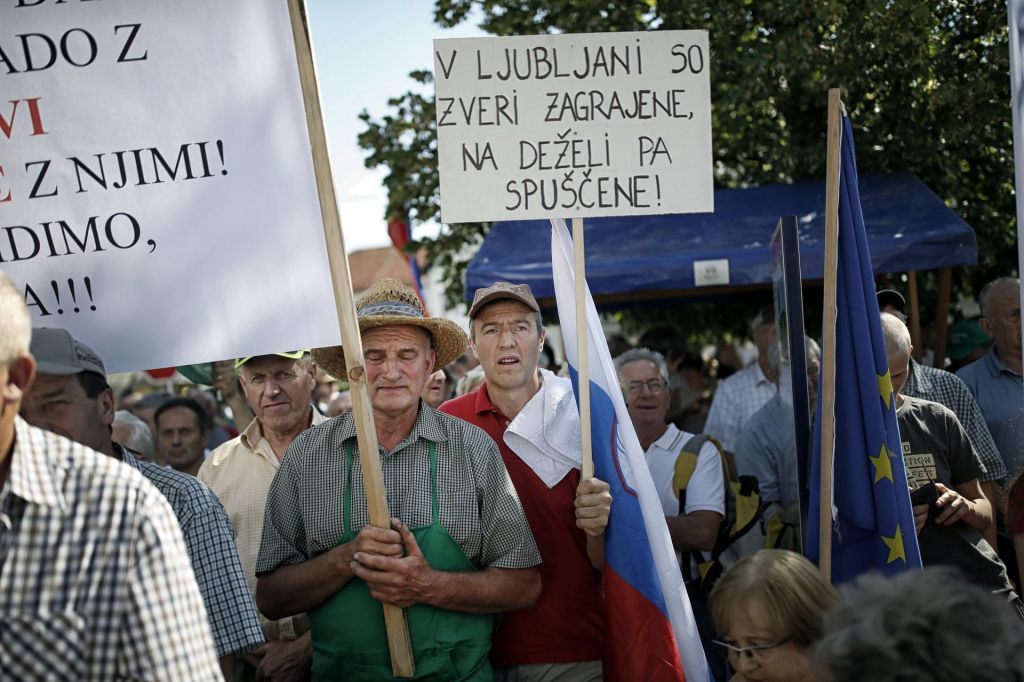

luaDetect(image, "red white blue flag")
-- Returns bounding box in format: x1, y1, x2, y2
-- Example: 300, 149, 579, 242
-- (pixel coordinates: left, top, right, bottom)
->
550, 218, 710, 682
387, 214, 429, 314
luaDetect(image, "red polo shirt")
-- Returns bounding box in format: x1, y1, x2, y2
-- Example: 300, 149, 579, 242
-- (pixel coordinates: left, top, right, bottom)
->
441, 384, 603, 667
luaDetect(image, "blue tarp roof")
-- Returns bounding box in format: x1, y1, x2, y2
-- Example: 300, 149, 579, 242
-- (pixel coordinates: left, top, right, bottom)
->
465, 172, 978, 303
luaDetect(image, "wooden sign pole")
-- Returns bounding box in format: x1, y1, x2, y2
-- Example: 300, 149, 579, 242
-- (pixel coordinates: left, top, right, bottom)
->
287, 0, 415, 675
572, 217, 595, 479
818, 87, 844, 583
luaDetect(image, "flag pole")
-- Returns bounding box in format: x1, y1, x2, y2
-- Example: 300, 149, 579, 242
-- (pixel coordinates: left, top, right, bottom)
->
818, 88, 844, 582
287, 0, 414, 675
572, 217, 595, 479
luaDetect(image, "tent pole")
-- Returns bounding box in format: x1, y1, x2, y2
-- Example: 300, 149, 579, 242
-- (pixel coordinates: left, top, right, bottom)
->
933, 267, 952, 367
907, 271, 923, 362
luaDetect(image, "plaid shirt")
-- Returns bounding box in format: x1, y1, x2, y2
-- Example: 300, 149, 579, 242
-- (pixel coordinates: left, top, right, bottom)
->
118, 445, 264, 657
257, 403, 540, 578
0, 418, 220, 680
705, 361, 778, 453
904, 360, 1007, 482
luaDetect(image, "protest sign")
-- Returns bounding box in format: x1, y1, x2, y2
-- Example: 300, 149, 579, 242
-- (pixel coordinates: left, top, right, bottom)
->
0, 0, 339, 373
433, 30, 712, 223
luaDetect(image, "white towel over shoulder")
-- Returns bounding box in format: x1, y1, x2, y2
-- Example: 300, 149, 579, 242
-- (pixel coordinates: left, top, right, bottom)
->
503, 369, 583, 488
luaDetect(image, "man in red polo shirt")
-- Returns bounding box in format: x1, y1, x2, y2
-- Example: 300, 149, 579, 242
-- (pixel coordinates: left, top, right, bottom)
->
441, 281, 611, 681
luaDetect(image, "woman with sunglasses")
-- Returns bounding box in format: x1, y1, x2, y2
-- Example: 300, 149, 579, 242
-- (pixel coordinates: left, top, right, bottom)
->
710, 550, 839, 682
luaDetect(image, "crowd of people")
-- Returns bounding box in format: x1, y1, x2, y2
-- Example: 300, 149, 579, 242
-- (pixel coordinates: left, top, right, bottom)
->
1, 269, 1023, 681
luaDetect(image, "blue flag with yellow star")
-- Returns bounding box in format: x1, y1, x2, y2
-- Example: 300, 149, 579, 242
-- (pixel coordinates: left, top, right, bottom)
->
807, 113, 923, 582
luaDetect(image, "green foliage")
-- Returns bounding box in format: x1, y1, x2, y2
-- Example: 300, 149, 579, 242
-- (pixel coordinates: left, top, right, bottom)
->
359, 0, 1014, 325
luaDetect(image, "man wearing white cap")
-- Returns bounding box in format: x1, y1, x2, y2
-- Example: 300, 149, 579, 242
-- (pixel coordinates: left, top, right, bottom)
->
256, 278, 540, 681
441, 281, 612, 681
200, 350, 322, 680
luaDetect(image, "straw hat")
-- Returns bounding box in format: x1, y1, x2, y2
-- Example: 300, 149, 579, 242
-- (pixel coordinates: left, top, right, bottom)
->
312, 278, 468, 380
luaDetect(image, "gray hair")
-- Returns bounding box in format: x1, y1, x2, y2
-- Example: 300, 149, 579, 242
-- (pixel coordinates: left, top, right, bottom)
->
879, 312, 911, 358
614, 347, 669, 384
979, 277, 1020, 319
766, 336, 821, 374
113, 410, 155, 460
813, 567, 1024, 682
0, 271, 31, 366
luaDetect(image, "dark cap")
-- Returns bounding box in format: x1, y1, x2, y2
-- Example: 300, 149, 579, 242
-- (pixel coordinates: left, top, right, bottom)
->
30, 327, 106, 377
468, 282, 540, 319
877, 289, 906, 314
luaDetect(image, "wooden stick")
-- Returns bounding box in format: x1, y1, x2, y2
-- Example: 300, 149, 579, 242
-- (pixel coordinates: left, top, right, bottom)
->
572, 217, 594, 479
286, 1, 414, 675
907, 271, 923, 362
818, 88, 843, 582
934, 267, 952, 367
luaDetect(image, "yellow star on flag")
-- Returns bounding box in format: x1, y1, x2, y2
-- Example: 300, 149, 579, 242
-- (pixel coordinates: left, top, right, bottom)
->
877, 370, 894, 410
882, 525, 906, 564
869, 442, 894, 483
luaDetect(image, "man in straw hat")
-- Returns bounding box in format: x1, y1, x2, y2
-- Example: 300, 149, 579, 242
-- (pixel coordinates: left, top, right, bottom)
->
441, 281, 611, 681
255, 278, 541, 680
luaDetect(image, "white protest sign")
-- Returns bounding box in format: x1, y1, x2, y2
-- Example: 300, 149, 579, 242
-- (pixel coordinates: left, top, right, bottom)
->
0, 0, 340, 373
433, 31, 712, 223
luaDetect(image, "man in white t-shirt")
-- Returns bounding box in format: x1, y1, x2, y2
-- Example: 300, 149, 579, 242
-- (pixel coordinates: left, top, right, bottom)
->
615, 347, 726, 679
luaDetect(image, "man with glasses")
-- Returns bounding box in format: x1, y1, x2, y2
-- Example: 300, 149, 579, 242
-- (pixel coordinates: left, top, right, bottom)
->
614, 347, 726, 679
199, 350, 323, 681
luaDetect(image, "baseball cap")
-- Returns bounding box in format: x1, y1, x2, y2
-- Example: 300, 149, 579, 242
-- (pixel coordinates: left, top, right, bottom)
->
30, 327, 106, 377
234, 350, 309, 370
468, 282, 541, 319
877, 289, 907, 314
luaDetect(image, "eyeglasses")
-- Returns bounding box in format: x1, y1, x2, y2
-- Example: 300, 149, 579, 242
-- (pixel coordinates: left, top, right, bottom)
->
625, 379, 667, 395
712, 637, 790, 660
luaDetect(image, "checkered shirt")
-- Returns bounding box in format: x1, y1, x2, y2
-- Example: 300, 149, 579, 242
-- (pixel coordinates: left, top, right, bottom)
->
0, 418, 220, 680
118, 445, 265, 657
904, 360, 1008, 482
257, 404, 540, 577
704, 362, 778, 453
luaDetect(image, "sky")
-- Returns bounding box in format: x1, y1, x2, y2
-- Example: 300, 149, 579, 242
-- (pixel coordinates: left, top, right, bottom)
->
307, 1, 485, 252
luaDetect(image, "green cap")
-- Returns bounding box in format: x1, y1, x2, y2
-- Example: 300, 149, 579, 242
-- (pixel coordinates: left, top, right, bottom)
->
234, 350, 309, 370
947, 321, 989, 361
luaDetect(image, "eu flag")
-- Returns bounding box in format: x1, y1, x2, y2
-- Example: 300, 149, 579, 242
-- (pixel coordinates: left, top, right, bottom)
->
807, 112, 923, 582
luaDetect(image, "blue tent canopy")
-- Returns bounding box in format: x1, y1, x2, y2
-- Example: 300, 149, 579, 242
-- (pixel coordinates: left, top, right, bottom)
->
465, 172, 977, 304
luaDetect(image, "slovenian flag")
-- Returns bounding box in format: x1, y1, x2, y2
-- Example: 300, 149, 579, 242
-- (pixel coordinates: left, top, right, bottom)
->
550, 218, 710, 682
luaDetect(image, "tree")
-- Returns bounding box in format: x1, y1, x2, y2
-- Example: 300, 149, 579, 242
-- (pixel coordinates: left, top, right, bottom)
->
359, 0, 1013, 326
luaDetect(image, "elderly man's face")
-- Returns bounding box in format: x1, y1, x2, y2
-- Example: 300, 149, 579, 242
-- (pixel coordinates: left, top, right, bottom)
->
753, 321, 778, 356
421, 369, 447, 408
363, 325, 435, 420
238, 355, 316, 434
22, 373, 113, 453
620, 359, 670, 431
982, 283, 1022, 361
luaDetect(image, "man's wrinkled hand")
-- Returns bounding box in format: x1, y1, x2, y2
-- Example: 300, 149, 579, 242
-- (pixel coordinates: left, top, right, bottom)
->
575, 477, 612, 537
338, 520, 405, 568
350, 519, 435, 608
254, 632, 313, 682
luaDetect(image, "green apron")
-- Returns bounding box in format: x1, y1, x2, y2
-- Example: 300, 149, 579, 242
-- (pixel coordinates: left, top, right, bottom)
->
309, 441, 494, 681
